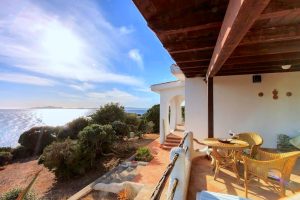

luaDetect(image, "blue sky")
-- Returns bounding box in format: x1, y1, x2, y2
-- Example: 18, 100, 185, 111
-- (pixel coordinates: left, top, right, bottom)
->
0, 0, 176, 109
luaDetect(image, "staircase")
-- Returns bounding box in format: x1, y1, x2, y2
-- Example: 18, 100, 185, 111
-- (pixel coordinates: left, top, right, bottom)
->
161, 124, 185, 150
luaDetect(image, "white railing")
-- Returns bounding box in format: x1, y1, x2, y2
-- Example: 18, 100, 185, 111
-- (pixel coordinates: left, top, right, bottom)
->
167, 131, 195, 200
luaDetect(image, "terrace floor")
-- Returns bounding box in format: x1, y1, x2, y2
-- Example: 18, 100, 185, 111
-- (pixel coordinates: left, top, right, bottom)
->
188, 156, 300, 200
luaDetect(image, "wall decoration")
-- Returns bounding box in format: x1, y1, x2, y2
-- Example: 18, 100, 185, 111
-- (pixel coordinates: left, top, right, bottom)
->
272, 89, 278, 100
286, 92, 292, 97
258, 92, 264, 97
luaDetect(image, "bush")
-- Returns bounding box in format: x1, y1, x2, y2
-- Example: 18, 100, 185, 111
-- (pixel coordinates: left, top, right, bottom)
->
78, 124, 116, 167
57, 117, 89, 140
135, 147, 153, 162
0, 147, 12, 152
112, 121, 129, 137
0, 151, 13, 166
0, 188, 37, 200
91, 103, 125, 125
125, 113, 140, 132
143, 104, 159, 133
11, 146, 31, 160
40, 139, 86, 178
18, 126, 57, 155
138, 120, 154, 134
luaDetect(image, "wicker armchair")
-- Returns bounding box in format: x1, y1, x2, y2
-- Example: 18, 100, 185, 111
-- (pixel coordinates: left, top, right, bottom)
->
236, 132, 263, 157
243, 149, 300, 197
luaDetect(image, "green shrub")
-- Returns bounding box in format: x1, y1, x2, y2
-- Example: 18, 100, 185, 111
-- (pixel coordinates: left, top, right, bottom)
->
78, 124, 116, 167
58, 117, 90, 140
143, 104, 159, 133
91, 103, 125, 125
138, 120, 154, 134
57, 117, 89, 140
11, 146, 31, 160
0, 188, 37, 200
40, 139, 86, 178
0, 151, 13, 166
125, 113, 140, 132
0, 147, 12, 152
112, 121, 129, 137
135, 147, 153, 162
18, 126, 57, 155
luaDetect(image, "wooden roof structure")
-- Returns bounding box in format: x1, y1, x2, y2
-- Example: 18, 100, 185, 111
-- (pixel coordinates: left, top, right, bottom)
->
133, 0, 300, 78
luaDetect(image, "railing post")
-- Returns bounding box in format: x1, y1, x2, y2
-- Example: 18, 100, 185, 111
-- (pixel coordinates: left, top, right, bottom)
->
168, 147, 186, 200
183, 131, 194, 160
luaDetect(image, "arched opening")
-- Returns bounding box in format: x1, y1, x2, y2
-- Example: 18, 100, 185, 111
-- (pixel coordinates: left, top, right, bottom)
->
168, 95, 185, 133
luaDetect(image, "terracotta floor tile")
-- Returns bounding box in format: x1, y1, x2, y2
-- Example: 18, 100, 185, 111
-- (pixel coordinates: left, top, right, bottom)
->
187, 158, 300, 200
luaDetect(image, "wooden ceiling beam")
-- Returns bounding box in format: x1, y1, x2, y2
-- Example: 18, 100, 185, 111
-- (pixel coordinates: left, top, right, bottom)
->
259, 7, 300, 20
223, 59, 300, 69
146, 1, 228, 32
157, 22, 222, 36
218, 65, 300, 76
166, 24, 300, 54
206, 0, 270, 78
241, 24, 300, 45
262, 0, 300, 14
225, 52, 300, 65
178, 60, 210, 68
171, 49, 214, 63
232, 39, 300, 57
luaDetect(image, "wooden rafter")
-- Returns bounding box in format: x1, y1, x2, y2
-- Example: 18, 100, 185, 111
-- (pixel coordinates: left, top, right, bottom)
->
133, 0, 300, 77
206, 0, 270, 78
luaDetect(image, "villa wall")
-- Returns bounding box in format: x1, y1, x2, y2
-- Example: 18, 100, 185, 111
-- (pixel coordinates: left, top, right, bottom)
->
185, 72, 300, 148
153, 82, 185, 144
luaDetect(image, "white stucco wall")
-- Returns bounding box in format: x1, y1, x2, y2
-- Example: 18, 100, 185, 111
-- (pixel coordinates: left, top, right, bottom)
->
185, 72, 300, 148
152, 81, 185, 144
185, 78, 208, 140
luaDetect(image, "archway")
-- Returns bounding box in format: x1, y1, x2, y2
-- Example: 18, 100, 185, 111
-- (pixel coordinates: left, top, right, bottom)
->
168, 95, 185, 132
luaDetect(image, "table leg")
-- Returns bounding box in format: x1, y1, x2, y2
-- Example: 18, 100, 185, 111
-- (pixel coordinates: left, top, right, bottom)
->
233, 150, 242, 184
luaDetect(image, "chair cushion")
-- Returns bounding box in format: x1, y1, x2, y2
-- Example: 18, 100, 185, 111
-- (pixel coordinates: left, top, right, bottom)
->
196, 191, 249, 200
267, 169, 281, 181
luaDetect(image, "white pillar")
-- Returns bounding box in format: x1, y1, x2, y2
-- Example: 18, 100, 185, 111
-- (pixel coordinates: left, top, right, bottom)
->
160, 95, 170, 144
170, 99, 177, 132
175, 97, 184, 125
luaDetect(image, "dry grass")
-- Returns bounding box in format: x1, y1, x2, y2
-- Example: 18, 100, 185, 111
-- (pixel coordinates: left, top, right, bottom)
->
0, 134, 159, 200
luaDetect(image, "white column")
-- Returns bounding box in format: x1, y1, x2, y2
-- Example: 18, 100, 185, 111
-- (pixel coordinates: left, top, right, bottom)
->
175, 97, 184, 125
160, 95, 170, 144
169, 98, 176, 132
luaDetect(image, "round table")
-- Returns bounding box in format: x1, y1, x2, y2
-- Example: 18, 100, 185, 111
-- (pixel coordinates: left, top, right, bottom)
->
200, 138, 249, 182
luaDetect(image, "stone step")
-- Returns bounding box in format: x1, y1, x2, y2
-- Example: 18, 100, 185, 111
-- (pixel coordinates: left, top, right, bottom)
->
164, 139, 180, 144
166, 136, 181, 141
162, 146, 172, 151
163, 141, 180, 146
166, 134, 181, 140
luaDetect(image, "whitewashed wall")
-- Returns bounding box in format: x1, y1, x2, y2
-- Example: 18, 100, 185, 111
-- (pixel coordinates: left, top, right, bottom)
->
185, 78, 208, 141
185, 72, 300, 148
152, 81, 185, 144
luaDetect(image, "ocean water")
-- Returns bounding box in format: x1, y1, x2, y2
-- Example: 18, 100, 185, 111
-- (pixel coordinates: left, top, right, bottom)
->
0, 108, 146, 147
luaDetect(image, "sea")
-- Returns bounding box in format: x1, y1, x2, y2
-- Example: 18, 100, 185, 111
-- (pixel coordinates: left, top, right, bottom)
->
0, 108, 147, 147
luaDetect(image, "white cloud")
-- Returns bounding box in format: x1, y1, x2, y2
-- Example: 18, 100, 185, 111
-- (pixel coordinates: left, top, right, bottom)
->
69, 82, 95, 91
119, 26, 134, 34
135, 87, 151, 93
87, 88, 138, 102
128, 49, 144, 70
0, 0, 142, 86
0, 72, 56, 86
86, 88, 150, 107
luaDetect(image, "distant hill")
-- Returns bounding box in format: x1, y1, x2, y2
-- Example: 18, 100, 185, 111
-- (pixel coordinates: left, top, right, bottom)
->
30, 106, 64, 109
